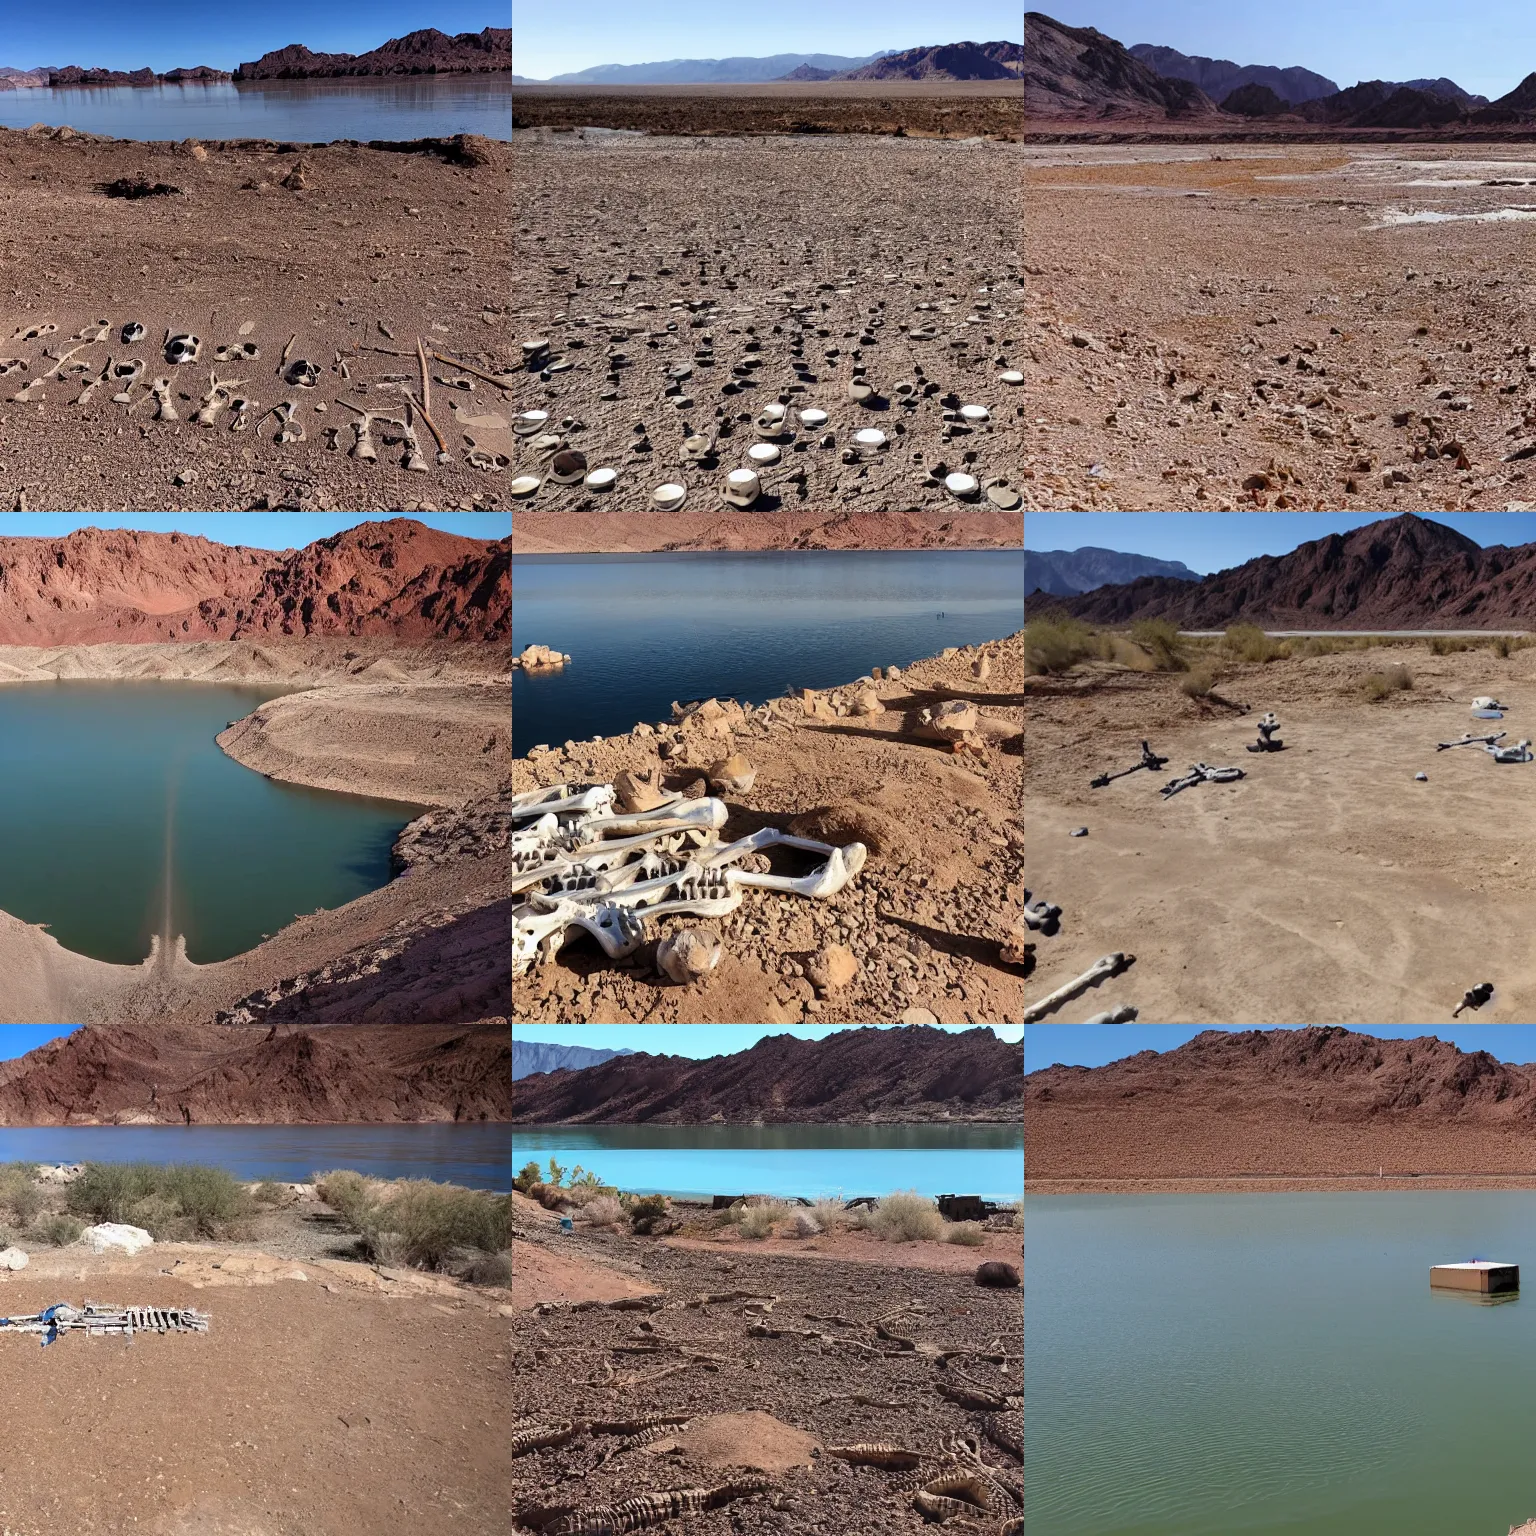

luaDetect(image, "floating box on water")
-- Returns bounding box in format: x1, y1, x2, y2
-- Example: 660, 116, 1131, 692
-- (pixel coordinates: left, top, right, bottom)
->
1430, 1261, 1519, 1294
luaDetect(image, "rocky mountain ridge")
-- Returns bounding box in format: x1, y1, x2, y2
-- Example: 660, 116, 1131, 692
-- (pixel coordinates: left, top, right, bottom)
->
1127, 43, 1338, 106
831, 42, 1023, 82
512, 1041, 635, 1081
1026, 546, 1197, 595
0, 64, 231, 86
0, 518, 509, 644
1048, 513, 1536, 629
510, 1025, 1023, 1123
235, 28, 511, 80
1026, 12, 1221, 119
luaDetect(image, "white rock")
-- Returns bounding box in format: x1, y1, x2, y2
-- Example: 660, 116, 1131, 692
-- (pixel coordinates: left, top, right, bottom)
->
0, 1246, 28, 1269
81, 1222, 154, 1255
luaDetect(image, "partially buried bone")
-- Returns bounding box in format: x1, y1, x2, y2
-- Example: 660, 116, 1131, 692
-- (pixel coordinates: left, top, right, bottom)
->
120, 322, 145, 344
336, 401, 378, 461
71, 319, 111, 343
213, 342, 260, 363
194, 372, 244, 427
75, 359, 111, 405
270, 400, 304, 444
150, 378, 179, 421
9, 376, 45, 403
165, 334, 200, 365
111, 358, 145, 402
1160, 762, 1244, 798
11, 321, 56, 342
228, 397, 259, 432
1023, 952, 1136, 1023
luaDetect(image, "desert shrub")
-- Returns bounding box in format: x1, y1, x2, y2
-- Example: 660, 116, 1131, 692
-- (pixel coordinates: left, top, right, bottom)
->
0, 1165, 42, 1226
513, 1161, 543, 1193
1430, 636, 1472, 655
450, 1249, 513, 1286
31, 1213, 83, 1247
253, 1180, 292, 1207
353, 1181, 511, 1269
580, 1195, 624, 1228
810, 1199, 846, 1233
67, 1162, 252, 1238
859, 1191, 945, 1243
1223, 623, 1280, 663
313, 1169, 383, 1228
1128, 618, 1187, 671
627, 1193, 670, 1234
1024, 613, 1104, 674
1179, 669, 1215, 699
1494, 635, 1513, 658
943, 1221, 988, 1247
791, 1211, 822, 1238
1361, 665, 1412, 701
739, 1202, 786, 1239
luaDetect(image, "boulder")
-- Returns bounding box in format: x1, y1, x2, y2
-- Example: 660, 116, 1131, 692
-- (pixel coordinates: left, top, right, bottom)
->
972, 653, 991, 681
707, 754, 757, 794
850, 689, 883, 716
974, 1261, 1021, 1288
806, 944, 859, 994
900, 1007, 940, 1024
81, 1223, 154, 1255
615, 766, 672, 813
657, 926, 723, 984
0, 1246, 28, 1270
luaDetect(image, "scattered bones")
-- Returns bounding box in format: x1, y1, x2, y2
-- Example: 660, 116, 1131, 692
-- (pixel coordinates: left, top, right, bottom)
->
1160, 762, 1245, 798
1090, 739, 1168, 788
1023, 951, 1136, 1023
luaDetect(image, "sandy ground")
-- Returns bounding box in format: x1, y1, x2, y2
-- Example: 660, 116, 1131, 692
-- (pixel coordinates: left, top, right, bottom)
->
511, 1220, 1021, 1536
0, 127, 510, 512
0, 1238, 509, 1536
1025, 641, 1536, 1022
664, 1228, 1023, 1272
1023, 143, 1536, 510
513, 635, 1024, 1025
1030, 1176, 1536, 1193
511, 129, 1024, 516
0, 639, 510, 1024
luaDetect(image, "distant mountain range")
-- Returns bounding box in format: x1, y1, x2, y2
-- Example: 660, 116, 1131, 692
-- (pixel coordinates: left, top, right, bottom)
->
1047, 513, 1536, 630
235, 28, 510, 80
1029, 10, 1522, 124
512, 1041, 635, 1081
0, 63, 229, 87
1027, 547, 1198, 596
832, 42, 1023, 81
531, 42, 1020, 85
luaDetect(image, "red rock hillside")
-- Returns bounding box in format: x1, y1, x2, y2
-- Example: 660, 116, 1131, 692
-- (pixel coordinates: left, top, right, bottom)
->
0, 518, 508, 644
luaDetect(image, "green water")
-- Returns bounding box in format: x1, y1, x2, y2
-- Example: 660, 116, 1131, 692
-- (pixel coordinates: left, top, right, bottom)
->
0, 682, 425, 964
1027, 1192, 1536, 1534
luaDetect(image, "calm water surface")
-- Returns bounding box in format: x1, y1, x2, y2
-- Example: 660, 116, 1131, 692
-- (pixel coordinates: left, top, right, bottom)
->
0, 1124, 509, 1189
0, 77, 511, 141
512, 1123, 1024, 1200
511, 549, 1025, 755
0, 683, 423, 964
1027, 1192, 1536, 1534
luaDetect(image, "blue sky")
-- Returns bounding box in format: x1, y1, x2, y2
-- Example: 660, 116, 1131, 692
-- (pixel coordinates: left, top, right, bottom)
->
0, 513, 508, 550
1025, 514, 1536, 576
0, 2, 502, 73
1026, 1025, 1536, 1072
1037, 1, 1536, 100
0, 1027, 76, 1060
513, 0, 1022, 79
517, 1024, 1023, 1057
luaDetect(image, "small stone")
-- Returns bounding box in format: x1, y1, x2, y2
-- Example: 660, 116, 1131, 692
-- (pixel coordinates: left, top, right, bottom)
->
899, 1007, 939, 1025
806, 944, 859, 994
657, 927, 723, 985
707, 754, 757, 794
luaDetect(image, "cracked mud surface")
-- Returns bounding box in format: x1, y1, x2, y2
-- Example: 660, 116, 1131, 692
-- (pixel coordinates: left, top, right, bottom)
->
1023, 143, 1536, 510
511, 130, 1025, 514
511, 1222, 1021, 1536
0, 127, 510, 510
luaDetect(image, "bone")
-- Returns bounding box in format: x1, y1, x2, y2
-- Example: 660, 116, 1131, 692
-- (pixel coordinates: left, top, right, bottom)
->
416, 335, 431, 419
228, 397, 260, 432
71, 319, 111, 343
193, 372, 244, 427
75, 359, 111, 405
11, 322, 56, 342
111, 358, 145, 403
1022, 952, 1135, 1023
280, 333, 298, 366
9, 377, 46, 403
407, 390, 451, 464
149, 378, 179, 421
429, 350, 513, 390
271, 400, 305, 444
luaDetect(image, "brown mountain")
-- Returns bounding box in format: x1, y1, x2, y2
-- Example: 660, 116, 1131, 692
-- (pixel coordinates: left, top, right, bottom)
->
1027, 1027, 1536, 1179
510, 1025, 1023, 1124
0, 518, 509, 644
1299, 80, 1465, 128
1025, 11, 1222, 120
235, 27, 511, 80
1044, 513, 1536, 629
0, 1022, 510, 1125
46, 64, 232, 85
834, 41, 1023, 81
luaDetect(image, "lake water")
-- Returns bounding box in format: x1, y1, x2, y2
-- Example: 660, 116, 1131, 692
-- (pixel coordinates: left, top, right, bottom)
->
511, 1123, 1024, 1200
0, 76, 511, 142
1027, 1192, 1536, 1534
0, 1123, 509, 1189
0, 683, 423, 964
511, 549, 1025, 756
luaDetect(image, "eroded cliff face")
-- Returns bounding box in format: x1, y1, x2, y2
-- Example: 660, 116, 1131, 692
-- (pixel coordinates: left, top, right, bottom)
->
234, 28, 512, 80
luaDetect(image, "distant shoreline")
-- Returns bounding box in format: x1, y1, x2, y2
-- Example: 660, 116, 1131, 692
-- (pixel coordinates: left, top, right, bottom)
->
1029, 1175, 1536, 1194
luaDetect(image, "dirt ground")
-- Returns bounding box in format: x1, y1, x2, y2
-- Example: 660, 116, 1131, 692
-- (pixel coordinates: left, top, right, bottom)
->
511, 129, 1023, 515
0, 1236, 510, 1536
1024, 640, 1536, 1022
1023, 142, 1536, 510
0, 127, 510, 512
512, 635, 1025, 1025
0, 639, 510, 1025
513, 82, 1022, 140
510, 1219, 1021, 1536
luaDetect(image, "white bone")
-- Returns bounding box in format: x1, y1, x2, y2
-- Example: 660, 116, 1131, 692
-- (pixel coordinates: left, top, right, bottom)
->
1023, 953, 1135, 1023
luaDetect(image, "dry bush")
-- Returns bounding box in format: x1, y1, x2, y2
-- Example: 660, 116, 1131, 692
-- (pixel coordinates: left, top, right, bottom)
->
943, 1221, 987, 1247
1362, 664, 1413, 700
859, 1191, 944, 1243
69, 1162, 253, 1239
1223, 624, 1281, 663
739, 1202, 787, 1239
627, 1194, 670, 1234
0, 1164, 42, 1226
1024, 613, 1105, 674
791, 1211, 822, 1238
810, 1199, 847, 1233
1128, 618, 1187, 671
32, 1213, 83, 1247
579, 1195, 623, 1228
1179, 669, 1216, 699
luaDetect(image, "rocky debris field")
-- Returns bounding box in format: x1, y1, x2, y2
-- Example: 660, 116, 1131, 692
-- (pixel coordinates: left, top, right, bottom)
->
513, 636, 1024, 1025
511, 1227, 1022, 1536
1024, 144, 1536, 510
511, 131, 1024, 514
0, 126, 509, 511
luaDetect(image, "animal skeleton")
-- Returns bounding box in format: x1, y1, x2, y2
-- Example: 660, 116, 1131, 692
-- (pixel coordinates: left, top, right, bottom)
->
1160, 762, 1245, 798
0, 1302, 210, 1345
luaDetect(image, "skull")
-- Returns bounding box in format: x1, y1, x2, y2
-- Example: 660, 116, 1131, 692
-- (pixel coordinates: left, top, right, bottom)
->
284, 358, 320, 388
165, 333, 200, 365
120, 322, 146, 344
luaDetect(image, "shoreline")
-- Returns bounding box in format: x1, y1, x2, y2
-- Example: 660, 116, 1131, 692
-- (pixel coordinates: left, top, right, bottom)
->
1029, 1175, 1536, 1194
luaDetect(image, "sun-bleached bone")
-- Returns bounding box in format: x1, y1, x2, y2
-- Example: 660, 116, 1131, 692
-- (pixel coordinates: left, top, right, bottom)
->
228, 396, 260, 431
194, 371, 245, 427
111, 358, 145, 403
10, 321, 55, 342
10, 376, 46, 403
71, 319, 111, 343
75, 359, 112, 404
149, 378, 180, 421
267, 399, 304, 443
1023, 952, 1136, 1023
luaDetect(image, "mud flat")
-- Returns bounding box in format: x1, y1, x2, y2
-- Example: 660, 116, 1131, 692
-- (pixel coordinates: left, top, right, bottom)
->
1024, 641, 1536, 1022
511, 130, 1024, 515
511, 1209, 1021, 1536
513, 635, 1024, 1025
0, 128, 510, 512
1023, 143, 1536, 510
0, 639, 510, 1025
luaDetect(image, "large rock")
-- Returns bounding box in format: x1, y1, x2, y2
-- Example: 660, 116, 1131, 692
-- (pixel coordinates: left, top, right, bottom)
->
81, 1223, 154, 1255
806, 944, 859, 994
974, 1261, 1021, 1288
657, 927, 723, 984
707, 754, 757, 794
615, 766, 672, 813
0, 1246, 28, 1269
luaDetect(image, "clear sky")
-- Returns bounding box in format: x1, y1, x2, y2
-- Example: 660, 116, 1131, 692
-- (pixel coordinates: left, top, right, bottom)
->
516, 1024, 1024, 1057
1025, 514, 1536, 576
0, 513, 509, 550
0, 2, 503, 73
513, 0, 1022, 79
1036, 1, 1536, 100
1026, 1024, 1536, 1071
0, 1026, 77, 1060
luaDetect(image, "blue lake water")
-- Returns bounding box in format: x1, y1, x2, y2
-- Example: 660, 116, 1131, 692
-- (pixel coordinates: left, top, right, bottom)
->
0, 683, 424, 964
511, 548, 1025, 755
1027, 1191, 1536, 1535
0, 76, 512, 142
511, 1123, 1024, 1200
0, 1123, 510, 1189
